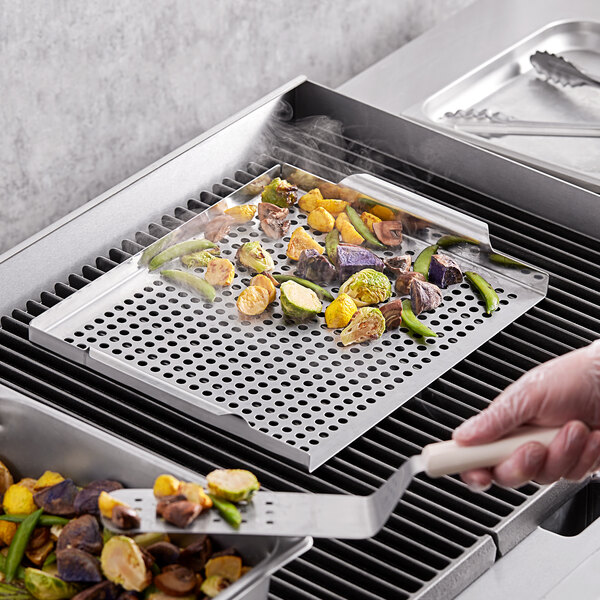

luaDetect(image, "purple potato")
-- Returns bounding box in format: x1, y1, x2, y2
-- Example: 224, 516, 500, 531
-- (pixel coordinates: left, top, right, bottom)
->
74, 480, 122, 516
410, 279, 442, 314
295, 249, 337, 284
428, 254, 463, 289
57, 514, 102, 554
72, 581, 120, 600
146, 542, 181, 567
33, 479, 79, 516
57, 548, 103, 583
336, 245, 384, 282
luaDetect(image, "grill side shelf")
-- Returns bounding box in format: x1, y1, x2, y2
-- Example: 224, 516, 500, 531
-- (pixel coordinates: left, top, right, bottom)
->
28, 165, 549, 471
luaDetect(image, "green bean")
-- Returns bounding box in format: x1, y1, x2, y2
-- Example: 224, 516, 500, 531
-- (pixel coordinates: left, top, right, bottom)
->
325, 229, 339, 265
437, 235, 478, 248
345, 206, 386, 249
160, 270, 216, 302
465, 271, 499, 314
42, 553, 56, 568
5, 508, 42, 582
0, 555, 25, 581
0, 582, 30, 598
271, 275, 334, 301
488, 252, 526, 268
401, 299, 437, 338
207, 495, 242, 529
149, 240, 218, 271
0, 515, 69, 527
413, 244, 439, 279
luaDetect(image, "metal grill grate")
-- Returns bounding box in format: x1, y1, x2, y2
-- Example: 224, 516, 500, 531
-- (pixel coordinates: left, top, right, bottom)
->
0, 127, 597, 598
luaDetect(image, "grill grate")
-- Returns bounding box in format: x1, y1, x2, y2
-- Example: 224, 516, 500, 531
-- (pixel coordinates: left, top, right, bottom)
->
0, 127, 597, 598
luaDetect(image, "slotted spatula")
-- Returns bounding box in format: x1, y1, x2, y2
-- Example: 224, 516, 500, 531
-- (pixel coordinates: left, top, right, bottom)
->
103, 426, 560, 539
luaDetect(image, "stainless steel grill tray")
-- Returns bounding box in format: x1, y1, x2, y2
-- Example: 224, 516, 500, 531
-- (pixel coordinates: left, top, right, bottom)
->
29, 164, 548, 471
405, 20, 600, 192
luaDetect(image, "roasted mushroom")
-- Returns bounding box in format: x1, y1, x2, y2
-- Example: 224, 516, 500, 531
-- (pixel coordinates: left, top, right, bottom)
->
384, 255, 411, 277
395, 271, 425, 296
204, 216, 233, 243
0, 461, 13, 504
410, 279, 442, 314
111, 504, 141, 530
161, 501, 203, 528
57, 548, 103, 583
372, 221, 402, 246
33, 479, 79, 516
428, 254, 463, 289
257, 202, 290, 239
154, 565, 196, 596
155, 494, 187, 517
380, 300, 404, 330
57, 514, 102, 554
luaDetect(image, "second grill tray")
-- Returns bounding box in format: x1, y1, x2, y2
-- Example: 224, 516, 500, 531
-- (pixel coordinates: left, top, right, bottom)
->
29, 164, 548, 471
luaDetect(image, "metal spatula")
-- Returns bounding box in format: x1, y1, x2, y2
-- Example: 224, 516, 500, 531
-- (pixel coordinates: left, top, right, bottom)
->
103, 426, 560, 539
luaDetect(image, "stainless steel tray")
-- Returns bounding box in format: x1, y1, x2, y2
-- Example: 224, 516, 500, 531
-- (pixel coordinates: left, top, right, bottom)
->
29, 164, 549, 471
405, 20, 600, 192
0, 384, 311, 600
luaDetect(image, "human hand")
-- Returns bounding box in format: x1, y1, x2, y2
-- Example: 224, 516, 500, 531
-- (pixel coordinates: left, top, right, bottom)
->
452, 339, 600, 490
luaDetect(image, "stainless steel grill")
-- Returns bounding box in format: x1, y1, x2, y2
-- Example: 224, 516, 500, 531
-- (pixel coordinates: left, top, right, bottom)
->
0, 80, 597, 598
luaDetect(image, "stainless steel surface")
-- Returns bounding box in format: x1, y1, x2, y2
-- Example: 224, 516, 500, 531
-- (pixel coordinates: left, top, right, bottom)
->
0, 383, 311, 600
29, 165, 548, 471
443, 108, 600, 138
456, 480, 600, 600
531, 50, 600, 87
406, 20, 600, 191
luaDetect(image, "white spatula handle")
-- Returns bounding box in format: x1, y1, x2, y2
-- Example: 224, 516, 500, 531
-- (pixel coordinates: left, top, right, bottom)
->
421, 426, 561, 477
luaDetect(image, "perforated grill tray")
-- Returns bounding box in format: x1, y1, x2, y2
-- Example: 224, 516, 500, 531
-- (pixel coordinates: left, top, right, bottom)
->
29, 165, 548, 470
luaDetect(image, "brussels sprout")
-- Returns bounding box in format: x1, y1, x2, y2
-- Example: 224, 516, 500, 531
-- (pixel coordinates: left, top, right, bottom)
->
340, 307, 386, 346
100, 536, 151, 592
57, 515, 102, 555
24, 568, 79, 600
339, 269, 391, 307
261, 178, 297, 208
57, 548, 103, 583
235, 242, 274, 273
279, 281, 322, 323
206, 469, 260, 503
205, 556, 242, 582
180, 249, 220, 269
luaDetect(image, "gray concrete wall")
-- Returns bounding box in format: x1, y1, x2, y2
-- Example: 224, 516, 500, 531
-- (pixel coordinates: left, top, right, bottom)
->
0, 0, 473, 254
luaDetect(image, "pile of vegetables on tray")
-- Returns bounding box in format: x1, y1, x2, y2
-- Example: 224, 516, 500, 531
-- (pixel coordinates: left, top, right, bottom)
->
0, 462, 258, 599
142, 176, 500, 346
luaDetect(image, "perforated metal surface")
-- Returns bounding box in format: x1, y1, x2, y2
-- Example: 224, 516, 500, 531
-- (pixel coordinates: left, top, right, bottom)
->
30, 167, 547, 470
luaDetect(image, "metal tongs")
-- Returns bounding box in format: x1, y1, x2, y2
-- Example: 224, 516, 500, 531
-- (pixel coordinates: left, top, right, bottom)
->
103, 426, 560, 539
530, 50, 600, 88
443, 109, 600, 138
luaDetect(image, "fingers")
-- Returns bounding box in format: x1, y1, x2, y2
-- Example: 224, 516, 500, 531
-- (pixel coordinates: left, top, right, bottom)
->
534, 421, 589, 484
490, 442, 547, 488
564, 428, 600, 481
459, 468, 493, 491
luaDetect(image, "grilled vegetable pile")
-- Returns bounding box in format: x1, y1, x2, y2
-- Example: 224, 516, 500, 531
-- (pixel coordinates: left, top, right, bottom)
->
0, 462, 255, 599
141, 176, 501, 346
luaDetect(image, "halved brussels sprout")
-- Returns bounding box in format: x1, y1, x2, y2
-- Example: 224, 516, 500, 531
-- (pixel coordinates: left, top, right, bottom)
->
339, 269, 391, 307
100, 536, 151, 592
340, 307, 386, 346
24, 568, 79, 600
206, 469, 260, 503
